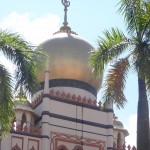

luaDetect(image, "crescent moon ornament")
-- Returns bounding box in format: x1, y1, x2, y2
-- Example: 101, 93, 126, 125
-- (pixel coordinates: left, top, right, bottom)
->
61, 0, 70, 7
55, 0, 77, 34
61, 0, 70, 27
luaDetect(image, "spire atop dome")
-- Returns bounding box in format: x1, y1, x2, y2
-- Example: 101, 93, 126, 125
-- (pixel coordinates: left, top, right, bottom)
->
53, 0, 77, 35
62, 0, 70, 27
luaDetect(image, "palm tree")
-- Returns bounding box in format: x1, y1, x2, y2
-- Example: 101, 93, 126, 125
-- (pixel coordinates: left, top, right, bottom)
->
89, 0, 150, 149
0, 30, 46, 134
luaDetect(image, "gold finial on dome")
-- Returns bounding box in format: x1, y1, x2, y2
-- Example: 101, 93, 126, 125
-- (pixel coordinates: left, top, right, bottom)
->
62, 0, 70, 27
53, 0, 77, 35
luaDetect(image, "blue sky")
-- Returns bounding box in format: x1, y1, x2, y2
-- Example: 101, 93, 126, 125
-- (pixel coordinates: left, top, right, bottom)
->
0, 0, 140, 146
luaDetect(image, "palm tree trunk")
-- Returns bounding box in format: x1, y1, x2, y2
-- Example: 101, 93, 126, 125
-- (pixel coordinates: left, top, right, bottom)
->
137, 77, 149, 150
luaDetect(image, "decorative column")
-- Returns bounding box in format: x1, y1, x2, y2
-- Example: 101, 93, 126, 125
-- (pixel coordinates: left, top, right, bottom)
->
15, 111, 23, 130
41, 69, 50, 150
106, 101, 114, 149
26, 112, 31, 131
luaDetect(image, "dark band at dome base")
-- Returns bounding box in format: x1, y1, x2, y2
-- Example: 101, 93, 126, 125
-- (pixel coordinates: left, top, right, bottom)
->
35, 79, 97, 97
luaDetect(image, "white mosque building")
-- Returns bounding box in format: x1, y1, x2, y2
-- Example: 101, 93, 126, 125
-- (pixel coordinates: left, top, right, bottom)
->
0, 1, 128, 150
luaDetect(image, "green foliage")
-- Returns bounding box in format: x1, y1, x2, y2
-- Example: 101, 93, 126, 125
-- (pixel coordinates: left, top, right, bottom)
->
0, 30, 47, 134
118, 0, 150, 38
0, 30, 47, 94
90, 28, 129, 78
89, 0, 150, 108
103, 58, 130, 109
90, 0, 150, 149
0, 65, 14, 135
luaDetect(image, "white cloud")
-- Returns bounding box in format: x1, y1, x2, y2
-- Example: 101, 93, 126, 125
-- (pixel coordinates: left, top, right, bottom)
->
124, 114, 137, 147
0, 53, 16, 72
0, 11, 61, 74
125, 114, 150, 148
0, 11, 61, 45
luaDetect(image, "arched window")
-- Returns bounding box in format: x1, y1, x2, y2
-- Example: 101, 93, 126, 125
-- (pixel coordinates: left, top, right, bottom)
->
0, 139, 1, 149
73, 145, 83, 150
58, 145, 68, 150
21, 113, 27, 129
30, 146, 35, 150
12, 144, 21, 150
11, 117, 16, 130
117, 132, 121, 146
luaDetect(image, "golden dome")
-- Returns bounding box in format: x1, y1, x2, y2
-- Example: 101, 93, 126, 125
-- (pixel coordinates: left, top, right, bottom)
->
37, 32, 102, 91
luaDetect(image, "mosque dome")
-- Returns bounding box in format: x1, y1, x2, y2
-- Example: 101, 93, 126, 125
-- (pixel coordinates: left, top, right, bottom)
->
114, 120, 124, 128
37, 32, 102, 91
113, 114, 124, 128
113, 114, 129, 137
36, 0, 102, 94
13, 99, 34, 113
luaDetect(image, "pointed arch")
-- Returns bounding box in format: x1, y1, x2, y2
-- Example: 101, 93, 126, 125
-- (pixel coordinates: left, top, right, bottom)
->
117, 132, 121, 146
73, 145, 83, 150
12, 144, 21, 150
57, 144, 68, 150
21, 113, 27, 129
0, 139, 1, 150
30, 146, 35, 150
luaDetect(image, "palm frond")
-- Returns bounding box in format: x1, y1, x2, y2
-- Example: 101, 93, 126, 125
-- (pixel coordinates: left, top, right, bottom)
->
140, 49, 150, 95
131, 38, 150, 95
142, 2, 150, 42
133, 44, 150, 75
14, 49, 47, 94
146, 76, 150, 97
145, 28, 150, 42
118, 0, 140, 34
0, 30, 48, 95
102, 58, 130, 109
89, 28, 129, 77
0, 64, 14, 134
140, 2, 150, 39
118, 0, 150, 39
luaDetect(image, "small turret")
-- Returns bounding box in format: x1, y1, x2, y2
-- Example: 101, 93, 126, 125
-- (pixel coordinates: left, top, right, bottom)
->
113, 114, 129, 146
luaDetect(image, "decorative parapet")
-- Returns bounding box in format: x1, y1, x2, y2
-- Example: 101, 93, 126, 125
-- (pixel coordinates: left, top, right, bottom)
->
113, 142, 137, 150
31, 89, 110, 112
31, 89, 98, 108
49, 89, 97, 106
31, 92, 43, 108
11, 125, 41, 136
